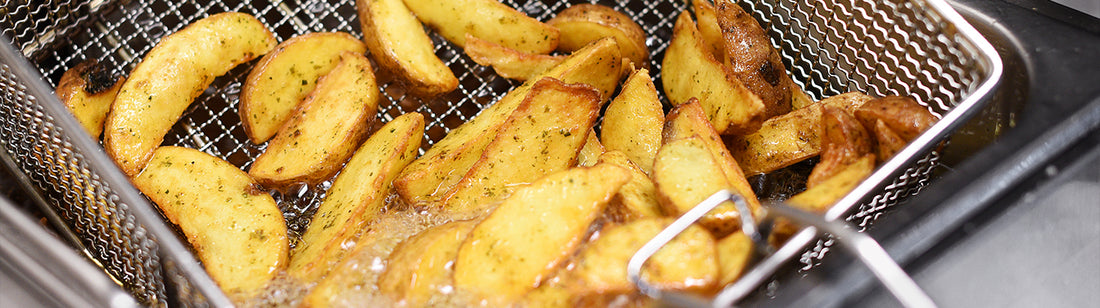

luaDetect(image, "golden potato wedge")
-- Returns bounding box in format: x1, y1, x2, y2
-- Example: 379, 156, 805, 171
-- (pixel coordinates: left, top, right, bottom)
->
855, 96, 938, 141
104, 12, 276, 175
249, 52, 379, 188
569, 218, 718, 296
464, 34, 565, 81
598, 151, 662, 222
870, 119, 909, 162
132, 146, 287, 297
548, 4, 650, 68
403, 0, 559, 54
577, 128, 604, 167
664, 99, 763, 219
808, 106, 872, 188
601, 68, 664, 175
715, 231, 753, 286
55, 60, 124, 138
378, 220, 477, 306
662, 12, 765, 135
790, 81, 815, 110
821, 91, 875, 113
653, 136, 745, 236
394, 38, 621, 206
714, 0, 792, 118
357, 0, 457, 97
454, 164, 630, 303
239, 32, 367, 144
771, 155, 875, 245
692, 0, 724, 60
438, 78, 601, 213
287, 113, 423, 283
726, 103, 823, 175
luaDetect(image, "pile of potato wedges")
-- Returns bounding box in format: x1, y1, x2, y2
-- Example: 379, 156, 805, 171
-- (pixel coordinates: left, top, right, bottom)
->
53, 0, 939, 306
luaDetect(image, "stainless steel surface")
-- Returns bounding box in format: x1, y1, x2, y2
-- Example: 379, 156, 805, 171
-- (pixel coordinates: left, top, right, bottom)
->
0, 0, 1001, 305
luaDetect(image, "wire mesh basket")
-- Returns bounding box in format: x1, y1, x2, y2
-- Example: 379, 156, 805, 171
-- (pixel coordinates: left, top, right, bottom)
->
0, 0, 999, 306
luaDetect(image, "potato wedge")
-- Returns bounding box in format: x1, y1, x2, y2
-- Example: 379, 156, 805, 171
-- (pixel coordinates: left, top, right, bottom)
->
548, 4, 650, 68
288, 113, 423, 282
453, 163, 630, 303
870, 119, 909, 162
239, 32, 367, 144
394, 38, 621, 206
569, 218, 718, 296
464, 34, 565, 81
664, 99, 762, 219
790, 81, 815, 110
716, 231, 753, 286
771, 155, 874, 244
577, 128, 604, 167
601, 68, 664, 175
132, 146, 287, 297
378, 220, 477, 306
726, 103, 822, 175
402, 0, 559, 54
808, 106, 872, 188
249, 52, 379, 188
358, 0, 457, 97
598, 151, 662, 222
855, 96, 938, 141
692, 0, 724, 59
714, 0, 792, 118
55, 60, 124, 138
653, 136, 744, 236
104, 12, 276, 175
438, 78, 601, 213
662, 12, 765, 135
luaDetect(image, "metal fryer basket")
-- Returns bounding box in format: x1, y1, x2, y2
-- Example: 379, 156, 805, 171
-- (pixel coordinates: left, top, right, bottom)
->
0, 0, 1000, 306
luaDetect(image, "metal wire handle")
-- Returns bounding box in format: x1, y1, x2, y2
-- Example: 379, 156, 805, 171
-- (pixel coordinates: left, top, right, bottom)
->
628, 190, 936, 308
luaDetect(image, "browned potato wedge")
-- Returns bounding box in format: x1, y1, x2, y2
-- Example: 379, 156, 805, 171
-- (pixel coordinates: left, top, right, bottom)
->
133, 146, 287, 298
855, 96, 938, 141
598, 151, 663, 222
249, 52, 378, 188
823, 91, 875, 113
358, 0, 457, 97
771, 155, 875, 244
569, 218, 718, 296
663, 12, 765, 135
394, 38, 621, 206
871, 119, 909, 162
808, 106, 872, 188
104, 12, 276, 175
438, 78, 601, 213
454, 163, 630, 303
403, 0, 559, 54
239, 32, 367, 144
287, 113, 423, 283
653, 136, 743, 236
601, 68, 664, 175
716, 231, 753, 286
464, 34, 565, 81
55, 60, 124, 138
577, 128, 604, 167
548, 4, 650, 68
714, 0, 792, 118
378, 220, 477, 306
664, 99, 762, 219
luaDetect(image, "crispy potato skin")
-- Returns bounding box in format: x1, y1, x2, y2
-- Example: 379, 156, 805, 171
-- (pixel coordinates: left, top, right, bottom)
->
55, 60, 124, 138
808, 106, 872, 187
249, 52, 379, 188
714, 0, 792, 119
597, 151, 663, 222
240, 32, 366, 144
104, 12, 276, 176
601, 68, 664, 175
287, 113, 423, 283
548, 4, 650, 69
358, 0, 457, 97
438, 78, 601, 213
402, 0, 559, 54
662, 12, 765, 135
393, 38, 621, 206
654, 136, 743, 236
133, 146, 287, 298
454, 164, 630, 303
464, 34, 565, 81
378, 220, 477, 306
855, 96, 938, 141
